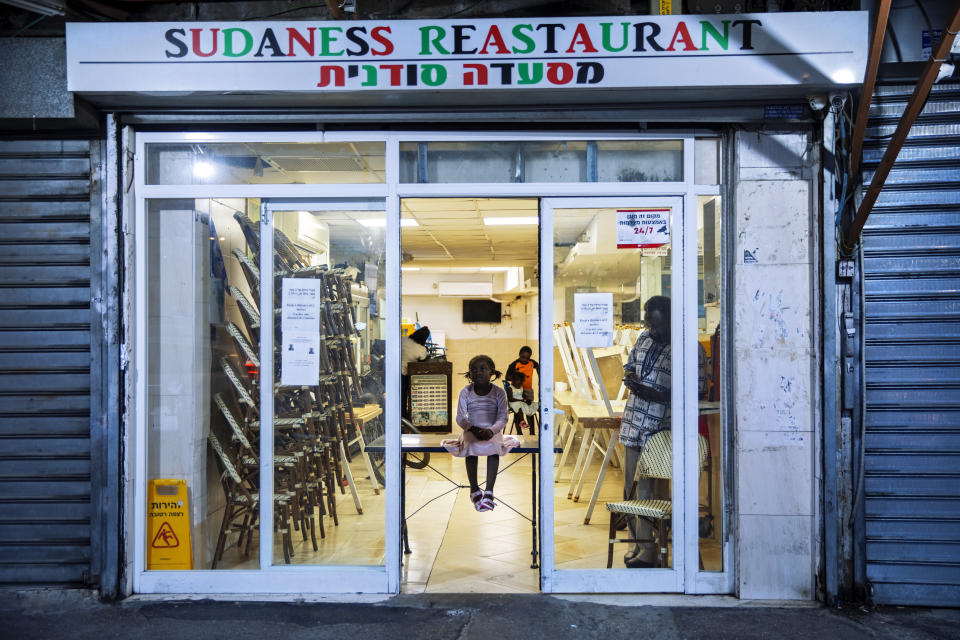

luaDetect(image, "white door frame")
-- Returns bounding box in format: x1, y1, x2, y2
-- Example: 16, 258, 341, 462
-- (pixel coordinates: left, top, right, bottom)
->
539, 195, 692, 594
259, 198, 399, 593
130, 129, 729, 595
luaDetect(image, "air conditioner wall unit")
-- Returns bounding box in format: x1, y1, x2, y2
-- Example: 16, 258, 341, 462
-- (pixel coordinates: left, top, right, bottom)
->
438, 281, 493, 297
276, 211, 329, 265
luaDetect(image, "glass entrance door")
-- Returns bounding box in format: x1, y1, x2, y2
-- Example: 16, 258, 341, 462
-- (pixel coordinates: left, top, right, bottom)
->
257, 198, 397, 589
539, 196, 697, 593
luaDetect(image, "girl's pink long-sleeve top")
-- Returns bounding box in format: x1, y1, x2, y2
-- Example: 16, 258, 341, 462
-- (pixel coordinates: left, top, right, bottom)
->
442, 384, 520, 457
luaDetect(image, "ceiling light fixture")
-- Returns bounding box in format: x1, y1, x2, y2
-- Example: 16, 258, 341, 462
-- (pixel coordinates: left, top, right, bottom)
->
483, 217, 538, 226
358, 218, 419, 228
193, 161, 214, 179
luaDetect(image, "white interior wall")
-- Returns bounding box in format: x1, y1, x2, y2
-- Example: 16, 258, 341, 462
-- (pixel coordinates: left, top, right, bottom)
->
147, 203, 211, 569
733, 130, 818, 600
402, 293, 539, 395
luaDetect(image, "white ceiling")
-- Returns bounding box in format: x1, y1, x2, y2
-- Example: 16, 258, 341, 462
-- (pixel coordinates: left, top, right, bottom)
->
400, 197, 540, 269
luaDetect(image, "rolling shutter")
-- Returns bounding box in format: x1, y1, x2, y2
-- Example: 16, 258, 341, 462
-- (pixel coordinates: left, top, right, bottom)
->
0, 139, 94, 585
861, 82, 960, 606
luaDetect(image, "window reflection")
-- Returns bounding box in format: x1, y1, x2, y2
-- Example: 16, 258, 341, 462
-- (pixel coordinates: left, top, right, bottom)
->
146, 142, 386, 185
698, 195, 723, 573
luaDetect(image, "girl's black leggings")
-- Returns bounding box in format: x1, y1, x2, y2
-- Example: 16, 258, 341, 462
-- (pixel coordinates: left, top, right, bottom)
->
465, 455, 500, 493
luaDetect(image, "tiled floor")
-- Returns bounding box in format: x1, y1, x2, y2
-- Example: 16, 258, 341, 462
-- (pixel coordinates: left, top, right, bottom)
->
218, 436, 724, 592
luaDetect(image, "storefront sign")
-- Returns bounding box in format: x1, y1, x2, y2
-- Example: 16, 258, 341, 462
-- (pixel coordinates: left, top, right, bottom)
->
66, 13, 867, 93
616, 208, 670, 249
574, 293, 614, 348
281, 279, 321, 386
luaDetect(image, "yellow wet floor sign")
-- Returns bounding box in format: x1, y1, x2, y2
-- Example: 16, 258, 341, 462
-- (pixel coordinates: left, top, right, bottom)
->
147, 479, 193, 570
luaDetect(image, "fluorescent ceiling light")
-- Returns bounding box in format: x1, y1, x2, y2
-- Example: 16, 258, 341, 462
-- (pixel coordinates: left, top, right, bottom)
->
483, 217, 538, 226
401, 267, 420, 271
358, 218, 419, 228
193, 161, 214, 178
479, 266, 513, 271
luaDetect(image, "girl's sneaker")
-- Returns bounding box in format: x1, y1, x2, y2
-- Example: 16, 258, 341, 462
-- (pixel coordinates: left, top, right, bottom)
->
480, 491, 495, 511
470, 489, 485, 512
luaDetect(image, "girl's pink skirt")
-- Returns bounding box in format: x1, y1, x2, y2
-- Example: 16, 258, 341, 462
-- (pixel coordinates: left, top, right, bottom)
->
441, 431, 522, 457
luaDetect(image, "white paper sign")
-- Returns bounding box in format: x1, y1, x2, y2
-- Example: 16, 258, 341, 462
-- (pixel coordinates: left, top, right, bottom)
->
280, 332, 320, 386
280, 278, 322, 386
281, 278, 321, 333
574, 293, 614, 348
616, 208, 671, 249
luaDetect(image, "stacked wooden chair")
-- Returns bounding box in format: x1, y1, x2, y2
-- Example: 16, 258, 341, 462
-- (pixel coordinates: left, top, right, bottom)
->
208, 212, 368, 568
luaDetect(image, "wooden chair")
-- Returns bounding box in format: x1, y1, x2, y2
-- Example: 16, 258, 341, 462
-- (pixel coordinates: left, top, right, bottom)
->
604, 430, 708, 568
208, 431, 296, 568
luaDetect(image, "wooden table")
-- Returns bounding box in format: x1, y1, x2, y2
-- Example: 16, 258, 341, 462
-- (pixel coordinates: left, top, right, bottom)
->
346, 403, 384, 495
366, 433, 560, 569
566, 401, 625, 525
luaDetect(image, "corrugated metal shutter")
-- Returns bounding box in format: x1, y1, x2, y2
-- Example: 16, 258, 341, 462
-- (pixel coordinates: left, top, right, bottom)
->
0, 139, 93, 585
861, 82, 960, 606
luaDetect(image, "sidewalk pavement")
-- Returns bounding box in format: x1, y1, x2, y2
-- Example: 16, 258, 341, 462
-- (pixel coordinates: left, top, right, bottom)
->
2, 589, 957, 640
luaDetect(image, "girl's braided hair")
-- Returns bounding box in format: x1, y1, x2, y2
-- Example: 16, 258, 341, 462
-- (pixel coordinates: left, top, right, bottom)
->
463, 354, 502, 381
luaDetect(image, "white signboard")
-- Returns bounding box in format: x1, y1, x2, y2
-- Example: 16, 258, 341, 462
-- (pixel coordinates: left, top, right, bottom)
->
66, 13, 868, 93
280, 278, 321, 386
617, 208, 671, 249
574, 293, 614, 348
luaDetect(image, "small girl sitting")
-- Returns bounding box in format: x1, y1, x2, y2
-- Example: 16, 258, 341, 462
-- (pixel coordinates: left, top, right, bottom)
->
442, 355, 521, 512
506, 370, 539, 435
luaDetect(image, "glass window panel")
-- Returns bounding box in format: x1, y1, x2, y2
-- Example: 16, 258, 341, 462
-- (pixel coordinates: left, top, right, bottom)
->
399, 141, 586, 183
695, 138, 721, 185
400, 140, 685, 184
552, 206, 674, 570
698, 195, 723, 572
145, 142, 385, 185
146, 197, 262, 570
146, 198, 388, 572
271, 206, 386, 566
596, 140, 683, 182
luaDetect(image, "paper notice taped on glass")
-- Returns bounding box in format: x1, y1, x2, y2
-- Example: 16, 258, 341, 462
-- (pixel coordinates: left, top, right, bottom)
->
281, 278, 321, 333
281, 278, 322, 386
616, 208, 670, 249
281, 332, 321, 386
574, 292, 614, 348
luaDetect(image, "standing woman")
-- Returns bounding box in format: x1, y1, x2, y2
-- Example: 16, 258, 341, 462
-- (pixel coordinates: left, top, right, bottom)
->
400, 326, 430, 421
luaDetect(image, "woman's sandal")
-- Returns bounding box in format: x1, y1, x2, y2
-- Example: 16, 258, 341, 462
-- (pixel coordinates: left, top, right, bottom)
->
479, 491, 495, 511
470, 489, 485, 512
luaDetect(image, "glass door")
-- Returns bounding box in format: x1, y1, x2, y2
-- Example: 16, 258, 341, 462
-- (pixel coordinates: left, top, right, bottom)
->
258, 199, 398, 590
539, 196, 695, 593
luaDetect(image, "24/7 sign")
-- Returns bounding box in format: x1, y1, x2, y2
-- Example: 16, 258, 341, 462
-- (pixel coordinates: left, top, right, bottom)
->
616, 208, 670, 249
